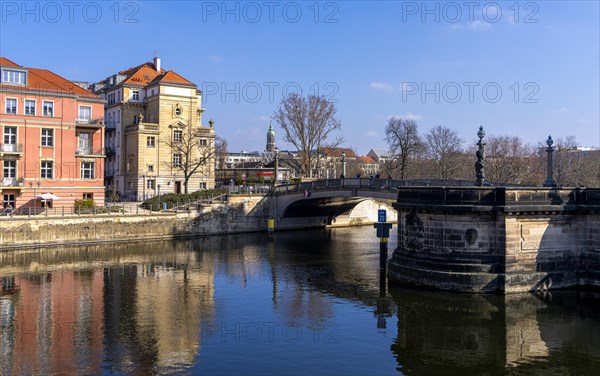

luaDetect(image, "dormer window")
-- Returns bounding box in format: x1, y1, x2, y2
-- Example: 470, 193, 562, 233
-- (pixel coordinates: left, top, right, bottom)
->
1, 69, 26, 85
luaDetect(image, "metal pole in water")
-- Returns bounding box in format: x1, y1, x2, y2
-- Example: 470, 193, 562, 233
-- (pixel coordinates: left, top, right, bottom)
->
267, 218, 275, 240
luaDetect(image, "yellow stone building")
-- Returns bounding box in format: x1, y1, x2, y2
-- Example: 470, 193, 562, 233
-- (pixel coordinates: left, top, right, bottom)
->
92, 57, 215, 200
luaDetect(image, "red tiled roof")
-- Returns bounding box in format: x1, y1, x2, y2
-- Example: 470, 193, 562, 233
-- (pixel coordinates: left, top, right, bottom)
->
359, 156, 377, 164
0, 57, 102, 100
0, 57, 21, 67
148, 70, 195, 86
322, 147, 357, 158
121, 65, 163, 86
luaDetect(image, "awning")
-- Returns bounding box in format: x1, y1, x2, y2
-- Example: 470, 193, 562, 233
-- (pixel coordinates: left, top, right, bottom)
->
36, 193, 61, 201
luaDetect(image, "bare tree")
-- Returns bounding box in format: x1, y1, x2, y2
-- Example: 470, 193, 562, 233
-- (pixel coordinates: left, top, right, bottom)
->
425, 125, 464, 179
384, 117, 424, 180
162, 128, 215, 194
553, 136, 581, 186
215, 136, 228, 169
484, 135, 539, 185
274, 93, 343, 178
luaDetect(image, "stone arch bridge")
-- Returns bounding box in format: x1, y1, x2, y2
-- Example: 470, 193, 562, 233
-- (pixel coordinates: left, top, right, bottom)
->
269, 178, 478, 229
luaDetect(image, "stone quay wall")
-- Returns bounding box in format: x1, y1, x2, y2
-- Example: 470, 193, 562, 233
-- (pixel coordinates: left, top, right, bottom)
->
388, 187, 600, 294
0, 196, 270, 251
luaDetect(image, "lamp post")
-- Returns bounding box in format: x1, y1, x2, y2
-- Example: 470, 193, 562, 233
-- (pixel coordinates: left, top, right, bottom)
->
543, 135, 557, 187
341, 152, 346, 179
157, 184, 161, 211
273, 146, 279, 186
30, 181, 40, 213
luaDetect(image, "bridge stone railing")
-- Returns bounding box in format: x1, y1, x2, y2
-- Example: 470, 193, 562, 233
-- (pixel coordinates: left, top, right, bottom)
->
274, 178, 502, 196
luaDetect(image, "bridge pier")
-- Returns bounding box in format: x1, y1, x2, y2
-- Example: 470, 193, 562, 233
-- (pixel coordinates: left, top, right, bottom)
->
388, 187, 600, 294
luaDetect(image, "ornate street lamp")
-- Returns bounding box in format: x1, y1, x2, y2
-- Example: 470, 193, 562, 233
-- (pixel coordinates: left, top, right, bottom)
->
341, 152, 347, 179
157, 184, 161, 210
273, 146, 279, 186
543, 135, 557, 187
30, 181, 40, 213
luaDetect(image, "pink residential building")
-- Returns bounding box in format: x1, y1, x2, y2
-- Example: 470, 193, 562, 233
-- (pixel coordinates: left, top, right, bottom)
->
1, 57, 106, 211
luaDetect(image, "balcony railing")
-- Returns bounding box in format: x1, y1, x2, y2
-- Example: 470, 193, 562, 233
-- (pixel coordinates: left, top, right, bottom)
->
75, 147, 105, 156
0, 143, 23, 153
76, 117, 105, 126
2, 177, 24, 187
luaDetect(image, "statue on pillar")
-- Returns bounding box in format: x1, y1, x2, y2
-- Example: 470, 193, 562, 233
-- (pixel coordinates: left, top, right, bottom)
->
475, 126, 486, 186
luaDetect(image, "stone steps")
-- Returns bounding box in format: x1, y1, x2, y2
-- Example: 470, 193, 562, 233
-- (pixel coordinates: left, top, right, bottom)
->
392, 253, 495, 273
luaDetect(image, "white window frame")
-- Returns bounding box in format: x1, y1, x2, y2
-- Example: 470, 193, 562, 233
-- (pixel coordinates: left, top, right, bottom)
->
132, 90, 140, 101
147, 136, 155, 148
41, 160, 53, 179
42, 101, 54, 117
173, 153, 182, 167
173, 130, 183, 143
41, 128, 54, 147
2, 70, 25, 84
5, 97, 17, 114
148, 164, 154, 172
78, 105, 92, 122
81, 162, 95, 179
4, 126, 17, 145
147, 179, 155, 189
24, 99, 36, 116
3, 160, 16, 178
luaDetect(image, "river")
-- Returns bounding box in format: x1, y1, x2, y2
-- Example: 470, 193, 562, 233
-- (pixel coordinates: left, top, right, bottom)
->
1, 227, 599, 375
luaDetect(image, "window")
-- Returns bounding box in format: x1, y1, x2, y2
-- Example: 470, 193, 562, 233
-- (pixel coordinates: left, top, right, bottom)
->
174, 106, 182, 116
199, 139, 208, 146
78, 132, 90, 153
117, 91, 121, 101
173, 130, 183, 143
3, 194, 15, 209
25, 100, 35, 115
78, 106, 91, 122
133, 115, 138, 124
148, 164, 154, 172
147, 179, 155, 189
128, 182, 133, 190
4, 127, 17, 145
3, 160, 16, 178
41, 128, 54, 147
2, 70, 25, 84
173, 153, 182, 167
132, 90, 140, 101
81, 162, 95, 179
5, 98, 16, 114
41, 161, 53, 179
83, 193, 93, 200
43, 101, 53, 116
147, 137, 155, 148
199, 183, 207, 190
107, 93, 115, 106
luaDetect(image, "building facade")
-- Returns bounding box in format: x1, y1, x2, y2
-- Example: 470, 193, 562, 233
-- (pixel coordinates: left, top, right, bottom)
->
1, 57, 106, 210
92, 57, 215, 201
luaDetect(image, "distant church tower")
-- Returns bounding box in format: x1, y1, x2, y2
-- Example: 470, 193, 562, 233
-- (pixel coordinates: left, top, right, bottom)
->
266, 120, 276, 152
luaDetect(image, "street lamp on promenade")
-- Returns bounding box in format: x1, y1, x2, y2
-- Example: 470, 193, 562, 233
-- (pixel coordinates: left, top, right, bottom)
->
30, 181, 40, 213
341, 152, 346, 179
157, 184, 161, 211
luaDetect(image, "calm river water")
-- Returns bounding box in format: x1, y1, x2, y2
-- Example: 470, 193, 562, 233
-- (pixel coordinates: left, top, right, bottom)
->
1, 227, 600, 375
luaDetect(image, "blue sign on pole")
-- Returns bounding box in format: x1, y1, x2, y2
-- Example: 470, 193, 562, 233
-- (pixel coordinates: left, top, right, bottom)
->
378, 209, 386, 223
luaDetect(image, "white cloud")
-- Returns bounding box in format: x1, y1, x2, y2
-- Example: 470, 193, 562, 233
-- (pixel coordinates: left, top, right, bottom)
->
559, 107, 569, 113
388, 113, 423, 121
369, 81, 394, 92
365, 130, 379, 138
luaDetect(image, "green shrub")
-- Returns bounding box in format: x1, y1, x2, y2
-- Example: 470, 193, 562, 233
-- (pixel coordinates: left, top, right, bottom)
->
74, 198, 95, 207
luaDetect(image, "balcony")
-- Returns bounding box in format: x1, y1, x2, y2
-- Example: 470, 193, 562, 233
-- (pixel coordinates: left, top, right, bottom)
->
125, 122, 160, 134
0, 143, 23, 156
2, 177, 24, 188
76, 117, 105, 128
75, 147, 105, 157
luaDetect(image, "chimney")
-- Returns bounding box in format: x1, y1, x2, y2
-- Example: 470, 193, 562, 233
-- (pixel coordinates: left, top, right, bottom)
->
153, 55, 161, 72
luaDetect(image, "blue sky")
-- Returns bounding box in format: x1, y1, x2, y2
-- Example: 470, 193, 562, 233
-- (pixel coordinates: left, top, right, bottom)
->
1, 1, 598, 154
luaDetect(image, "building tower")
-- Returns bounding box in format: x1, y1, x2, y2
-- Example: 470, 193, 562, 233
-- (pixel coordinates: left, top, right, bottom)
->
266, 120, 276, 153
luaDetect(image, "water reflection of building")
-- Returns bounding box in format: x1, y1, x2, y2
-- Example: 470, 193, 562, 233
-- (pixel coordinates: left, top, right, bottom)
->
0, 272, 104, 375
389, 287, 600, 374
0, 243, 215, 375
